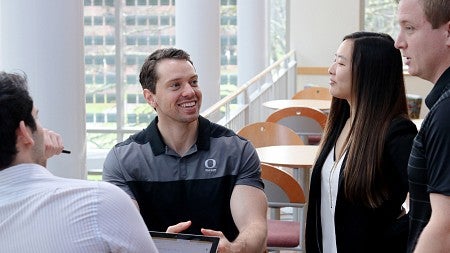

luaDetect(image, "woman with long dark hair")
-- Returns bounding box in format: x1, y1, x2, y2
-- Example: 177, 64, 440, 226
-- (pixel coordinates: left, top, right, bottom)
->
305, 31, 418, 253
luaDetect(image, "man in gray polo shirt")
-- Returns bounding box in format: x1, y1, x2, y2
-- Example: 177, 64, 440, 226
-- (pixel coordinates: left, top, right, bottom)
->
103, 48, 268, 253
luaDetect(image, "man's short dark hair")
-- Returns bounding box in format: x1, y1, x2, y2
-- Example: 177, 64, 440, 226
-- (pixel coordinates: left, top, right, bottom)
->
0, 72, 36, 169
139, 48, 193, 93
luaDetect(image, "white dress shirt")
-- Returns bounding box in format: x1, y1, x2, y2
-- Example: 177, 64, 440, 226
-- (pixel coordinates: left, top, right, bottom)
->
0, 163, 158, 253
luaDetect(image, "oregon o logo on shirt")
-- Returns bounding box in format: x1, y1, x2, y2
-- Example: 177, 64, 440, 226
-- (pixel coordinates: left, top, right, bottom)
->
204, 159, 217, 169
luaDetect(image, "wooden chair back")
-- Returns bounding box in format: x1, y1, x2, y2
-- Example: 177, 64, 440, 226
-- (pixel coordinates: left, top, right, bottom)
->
266, 106, 327, 129
261, 163, 305, 204
291, 86, 332, 100
237, 122, 304, 148
266, 106, 327, 145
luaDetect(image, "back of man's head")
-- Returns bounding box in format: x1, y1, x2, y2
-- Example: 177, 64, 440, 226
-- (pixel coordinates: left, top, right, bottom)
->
0, 72, 36, 170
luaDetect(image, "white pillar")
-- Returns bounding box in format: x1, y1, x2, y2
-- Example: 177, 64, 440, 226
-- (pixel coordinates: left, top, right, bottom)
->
0, 0, 86, 179
175, 0, 220, 111
237, 0, 269, 86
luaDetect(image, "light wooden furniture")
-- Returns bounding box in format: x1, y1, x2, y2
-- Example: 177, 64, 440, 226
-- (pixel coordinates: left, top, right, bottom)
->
256, 144, 318, 201
266, 106, 328, 145
237, 122, 304, 148
291, 86, 332, 100
266, 106, 327, 129
256, 145, 318, 169
256, 145, 320, 251
262, 99, 331, 111
262, 163, 306, 251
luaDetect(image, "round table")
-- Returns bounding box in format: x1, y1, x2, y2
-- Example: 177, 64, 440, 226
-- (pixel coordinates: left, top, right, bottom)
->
256, 145, 319, 168
256, 144, 319, 197
262, 99, 331, 111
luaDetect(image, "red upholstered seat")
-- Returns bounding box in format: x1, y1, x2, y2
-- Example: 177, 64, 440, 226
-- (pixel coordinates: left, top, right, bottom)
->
267, 220, 301, 247
308, 135, 322, 145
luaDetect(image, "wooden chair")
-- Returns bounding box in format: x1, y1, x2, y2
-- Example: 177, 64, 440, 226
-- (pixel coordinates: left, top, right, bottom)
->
291, 86, 332, 100
261, 163, 306, 251
266, 106, 327, 145
237, 121, 304, 148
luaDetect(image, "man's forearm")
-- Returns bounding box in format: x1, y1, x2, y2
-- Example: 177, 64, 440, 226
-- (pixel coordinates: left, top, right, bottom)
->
230, 222, 267, 253
414, 225, 450, 253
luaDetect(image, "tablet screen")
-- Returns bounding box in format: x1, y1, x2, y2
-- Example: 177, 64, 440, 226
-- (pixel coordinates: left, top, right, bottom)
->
149, 231, 219, 253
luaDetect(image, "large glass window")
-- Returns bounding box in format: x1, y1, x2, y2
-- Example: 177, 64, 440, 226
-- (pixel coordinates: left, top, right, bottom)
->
219, 0, 238, 94
364, 0, 406, 69
84, 0, 287, 175
269, 0, 287, 64
364, 0, 398, 38
85, 1, 175, 164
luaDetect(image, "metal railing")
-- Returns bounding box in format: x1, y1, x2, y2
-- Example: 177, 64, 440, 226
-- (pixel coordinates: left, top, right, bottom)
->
86, 51, 296, 175
201, 50, 297, 132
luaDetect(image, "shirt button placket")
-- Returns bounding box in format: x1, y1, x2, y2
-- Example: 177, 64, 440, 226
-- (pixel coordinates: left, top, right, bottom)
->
179, 157, 187, 179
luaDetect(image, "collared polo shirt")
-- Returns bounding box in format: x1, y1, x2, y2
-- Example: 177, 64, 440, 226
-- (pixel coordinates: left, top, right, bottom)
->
407, 67, 450, 253
103, 116, 263, 241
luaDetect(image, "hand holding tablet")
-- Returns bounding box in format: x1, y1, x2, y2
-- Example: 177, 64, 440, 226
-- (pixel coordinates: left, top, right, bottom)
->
149, 231, 219, 253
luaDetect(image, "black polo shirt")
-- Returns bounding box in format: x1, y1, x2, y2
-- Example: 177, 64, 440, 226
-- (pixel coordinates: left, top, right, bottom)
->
103, 116, 263, 241
407, 67, 450, 253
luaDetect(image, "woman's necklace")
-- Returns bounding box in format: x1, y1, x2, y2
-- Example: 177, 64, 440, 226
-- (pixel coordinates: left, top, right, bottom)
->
328, 120, 351, 209
328, 150, 345, 209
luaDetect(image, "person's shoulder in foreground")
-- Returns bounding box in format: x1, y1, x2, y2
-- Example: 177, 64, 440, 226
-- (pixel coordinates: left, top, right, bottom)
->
395, 0, 450, 252
0, 71, 158, 253
1, 165, 158, 253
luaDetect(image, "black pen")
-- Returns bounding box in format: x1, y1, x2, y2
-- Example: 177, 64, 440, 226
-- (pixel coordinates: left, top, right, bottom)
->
62, 149, 71, 154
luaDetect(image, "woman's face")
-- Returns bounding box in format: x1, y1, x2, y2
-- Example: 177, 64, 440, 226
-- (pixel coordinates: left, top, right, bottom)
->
328, 39, 353, 102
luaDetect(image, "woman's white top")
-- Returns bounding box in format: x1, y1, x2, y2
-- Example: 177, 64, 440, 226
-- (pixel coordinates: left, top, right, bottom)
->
320, 146, 346, 253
